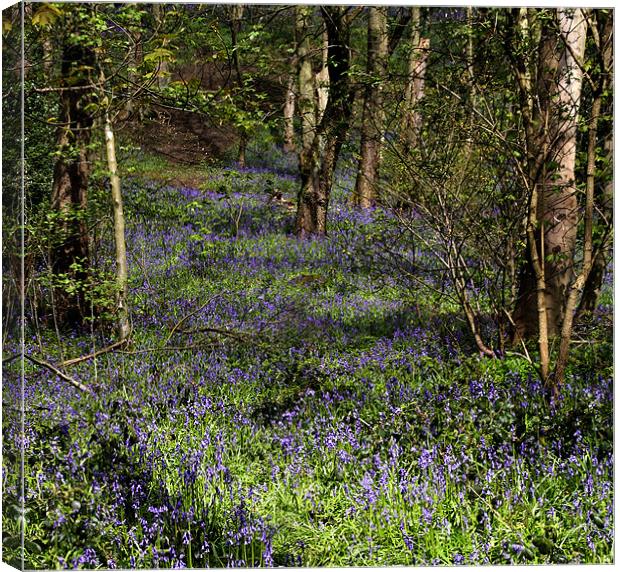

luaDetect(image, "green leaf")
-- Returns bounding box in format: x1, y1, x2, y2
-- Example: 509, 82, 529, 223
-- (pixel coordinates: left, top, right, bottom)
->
143, 47, 174, 63
83, 102, 99, 114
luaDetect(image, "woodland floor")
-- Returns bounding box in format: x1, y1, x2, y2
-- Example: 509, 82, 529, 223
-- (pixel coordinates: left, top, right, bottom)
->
2, 141, 614, 568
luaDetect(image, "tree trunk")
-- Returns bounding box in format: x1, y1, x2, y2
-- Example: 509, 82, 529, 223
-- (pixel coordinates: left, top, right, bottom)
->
315, 29, 330, 125
577, 14, 614, 317
294, 6, 317, 233
512, 8, 588, 340
353, 7, 388, 208
553, 9, 613, 389
42, 34, 53, 75
230, 3, 247, 167
283, 65, 297, 153
152, 4, 170, 90
402, 8, 430, 153
553, 93, 599, 389
540, 9, 587, 335
295, 7, 354, 238
104, 113, 130, 340
50, 39, 97, 325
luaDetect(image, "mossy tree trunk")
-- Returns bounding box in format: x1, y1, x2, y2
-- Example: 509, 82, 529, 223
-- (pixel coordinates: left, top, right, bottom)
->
50, 35, 97, 326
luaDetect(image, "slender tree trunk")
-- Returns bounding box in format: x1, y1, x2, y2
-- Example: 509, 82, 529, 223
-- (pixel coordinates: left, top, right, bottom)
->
577, 130, 613, 314
464, 6, 477, 153
295, 6, 354, 237
577, 14, 614, 317
296, 6, 316, 155
553, 10, 613, 388
283, 63, 297, 153
42, 35, 53, 75
50, 39, 97, 325
402, 8, 430, 153
578, 133, 613, 317
353, 7, 388, 208
104, 113, 130, 340
230, 4, 247, 167
388, 7, 413, 56
295, 6, 318, 233
553, 95, 598, 389
466, 7, 475, 88
152, 4, 169, 90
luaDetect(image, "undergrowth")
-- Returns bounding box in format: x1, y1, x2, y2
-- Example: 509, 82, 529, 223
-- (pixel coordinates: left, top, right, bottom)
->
2, 151, 613, 568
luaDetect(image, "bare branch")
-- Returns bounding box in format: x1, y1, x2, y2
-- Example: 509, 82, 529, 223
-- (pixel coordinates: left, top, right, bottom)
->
23, 355, 93, 394
58, 339, 129, 368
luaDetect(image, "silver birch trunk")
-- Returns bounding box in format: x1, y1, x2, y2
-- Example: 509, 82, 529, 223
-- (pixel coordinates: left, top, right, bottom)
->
283, 68, 296, 153
104, 113, 130, 340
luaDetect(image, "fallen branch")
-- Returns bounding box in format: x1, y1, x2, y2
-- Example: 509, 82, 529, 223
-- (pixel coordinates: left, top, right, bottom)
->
178, 326, 249, 341
58, 339, 128, 368
2, 354, 21, 365
117, 344, 219, 356
163, 295, 223, 348
24, 355, 93, 394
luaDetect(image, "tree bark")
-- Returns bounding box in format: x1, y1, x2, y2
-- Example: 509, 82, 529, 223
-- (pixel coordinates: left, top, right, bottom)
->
553, 9, 613, 389
230, 3, 247, 167
553, 93, 599, 388
295, 7, 354, 238
512, 8, 588, 340
283, 64, 297, 153
402, 8, 430, 153
353, 7, 388, 208
315, 28, 330, 125
104, 113, 131, 340
294, 5, 318, 233
50, 38, 97, 325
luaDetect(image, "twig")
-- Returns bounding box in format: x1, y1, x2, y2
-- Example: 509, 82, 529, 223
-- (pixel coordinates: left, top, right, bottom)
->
502, 308, 533, 364
23, 355, 93, 394
117, 344, 219, 356
2, 401, 53, 415
163, 295, 223, 347
58, 339, 129, 368
178, 326, 249, 341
